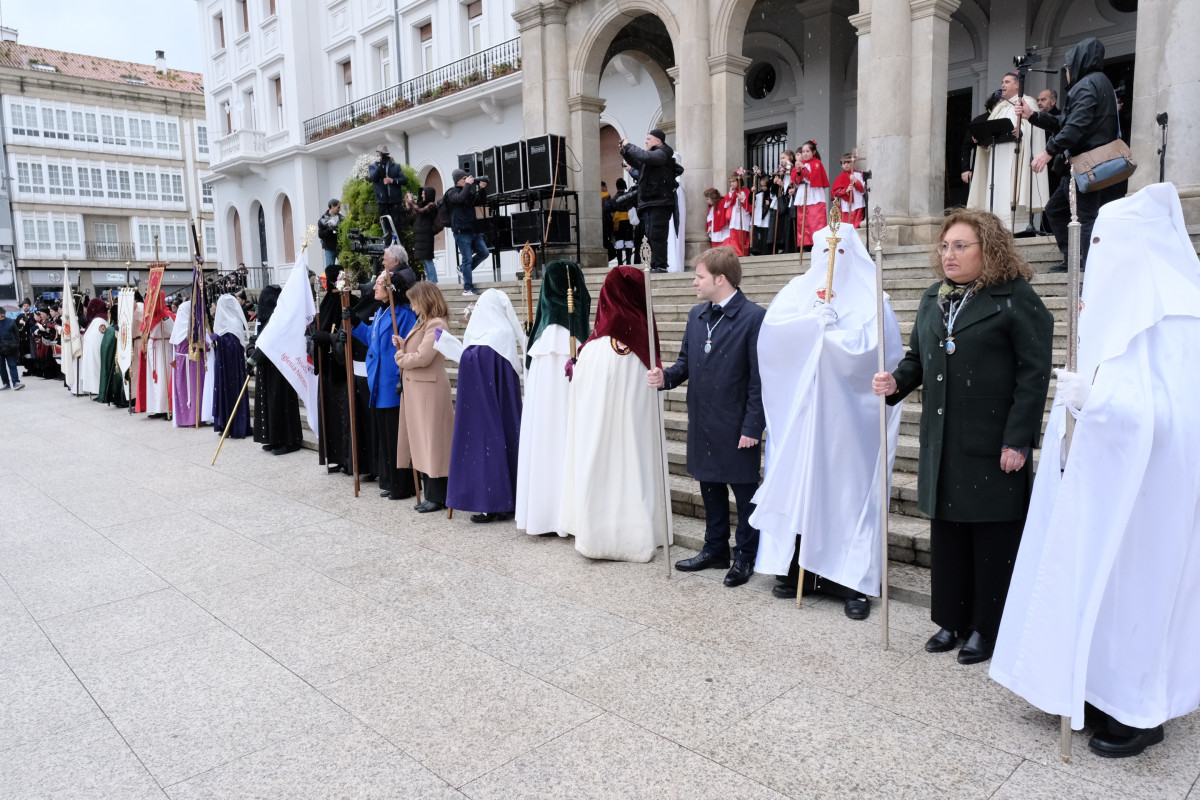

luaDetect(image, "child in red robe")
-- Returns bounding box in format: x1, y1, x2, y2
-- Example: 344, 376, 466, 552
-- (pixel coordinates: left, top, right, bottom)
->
831, 153, 866, 229
720, 172, 753, 257
704, 188, 728, 248
791, 140, 829, 250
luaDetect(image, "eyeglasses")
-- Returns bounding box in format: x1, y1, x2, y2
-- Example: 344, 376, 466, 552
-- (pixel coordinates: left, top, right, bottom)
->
937, 241, 980, 257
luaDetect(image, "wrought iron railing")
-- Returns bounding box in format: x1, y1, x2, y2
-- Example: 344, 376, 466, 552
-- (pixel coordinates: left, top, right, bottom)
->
84, 241, 138, 260
303, 38, 521, 144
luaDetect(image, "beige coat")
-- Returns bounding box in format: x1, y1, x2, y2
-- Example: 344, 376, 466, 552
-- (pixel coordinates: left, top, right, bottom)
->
395, 316, 455, 477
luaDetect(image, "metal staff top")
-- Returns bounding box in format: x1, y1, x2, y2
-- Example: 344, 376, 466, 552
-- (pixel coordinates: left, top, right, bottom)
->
521, 243, 535, 335
822, 203, 843, 304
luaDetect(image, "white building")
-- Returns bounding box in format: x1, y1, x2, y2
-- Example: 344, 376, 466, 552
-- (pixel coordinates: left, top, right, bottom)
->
0, 30, 216, 301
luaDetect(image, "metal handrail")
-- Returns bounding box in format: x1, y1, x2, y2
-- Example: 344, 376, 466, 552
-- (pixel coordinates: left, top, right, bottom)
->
84, 241, 138, 260
303, 38, 521, 144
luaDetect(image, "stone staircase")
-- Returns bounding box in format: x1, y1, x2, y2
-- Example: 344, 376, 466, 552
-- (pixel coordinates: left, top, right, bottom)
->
275, 226, 1200, 603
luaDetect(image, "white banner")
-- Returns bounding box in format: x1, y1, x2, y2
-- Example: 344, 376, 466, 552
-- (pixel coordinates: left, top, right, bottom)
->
116, 287, 135, 375
61, 268, 83, 390
256, 250, 319, 436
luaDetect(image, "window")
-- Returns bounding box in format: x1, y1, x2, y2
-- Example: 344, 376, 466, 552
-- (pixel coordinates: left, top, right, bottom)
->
237, 0, 249, 35
23, 218, 50, 254
53, 218, 82, 254
196, 125, 209, 155
134, 171, 148, 201
264, 0, 276, 16
94, 223, 120, 258
272, 76, 284, 130
106, 169, 120, 199
71, 111, 98, 143
419, 24, 433, 72
167, 174, 185, 204
146, 172, 159, 202
374, 41, 391, 90
113, 116, 126, 146
202, 183, 214, 206
19, 213, 82, 256
78, 167, 103, 198
214, 12, 226, 49
29, 163, 45, 193
16, 162, 31, 193
167, 122, 180, 151
156, 120, 168, 151
468, 2, 483, 53
205, 224, 218, 260
341, 60, 353, 104
30, 62, 57, 73
61, 165, 75, 195
119, 170, 132, 199
135, 218, 189, 259
101, 114, 128, 147
243, 89, 256, 129
47, 164, 74, 196
41, 106, 69, 140
11, 103, 38, 136
129, 116, 152, 149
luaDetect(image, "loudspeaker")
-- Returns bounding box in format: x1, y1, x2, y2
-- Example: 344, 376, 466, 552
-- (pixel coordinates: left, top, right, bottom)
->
457, 152, 480, 176
525, 134, 566, 190
479, 215, 512, 251
480, 146, 499, 182
498, 141, 526, 194
510, 210, 570, 248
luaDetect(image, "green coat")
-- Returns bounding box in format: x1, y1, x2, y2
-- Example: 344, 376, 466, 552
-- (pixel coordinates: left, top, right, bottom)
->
889, 277, 1053, 522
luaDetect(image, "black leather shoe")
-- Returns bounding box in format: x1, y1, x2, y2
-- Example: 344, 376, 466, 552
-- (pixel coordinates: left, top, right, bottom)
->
415, 500, 445, 513
362, 473, 377, 482
723, 561, 754, 587
844, 597, 871, 620
675, 552, 731, 572
956, 631, 994, 664
379, 490, 390, 498
772, 583, 797, 599
327, 465, 342, 474
1048, 262, 1068, 273
271, 444, 300, 455
1088, 725, 1164, 758
925, 627, 959, 653
471, 512, 500, 523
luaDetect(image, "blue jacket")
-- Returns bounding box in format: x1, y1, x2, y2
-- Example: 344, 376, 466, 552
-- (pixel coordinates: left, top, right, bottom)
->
661, 289, 766, 485
368, 159, 408, 205
354, 304, 417, 408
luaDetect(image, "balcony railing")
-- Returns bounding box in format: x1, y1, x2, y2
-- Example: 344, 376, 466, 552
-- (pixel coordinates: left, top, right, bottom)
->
85, 241, 137, 260
216, 129, 267, 161
303, 38, 522, 144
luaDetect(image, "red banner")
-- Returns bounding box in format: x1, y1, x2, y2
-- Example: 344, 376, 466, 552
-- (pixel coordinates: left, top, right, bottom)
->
138, 264, 167, 345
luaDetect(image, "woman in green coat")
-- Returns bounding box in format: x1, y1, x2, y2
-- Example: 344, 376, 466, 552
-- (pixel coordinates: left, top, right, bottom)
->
873, 208, 1053, 665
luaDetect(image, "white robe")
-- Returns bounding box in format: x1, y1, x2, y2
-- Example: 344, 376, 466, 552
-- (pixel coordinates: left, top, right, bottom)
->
991, 183, 1200, 730
79, 317, 107, 395
143, 318, 173, 415
668, 175, 686, 273
751, 224, 903, 595
515, 324, 572, 536
559, 336, 671, 562
966, 95, 1049, 230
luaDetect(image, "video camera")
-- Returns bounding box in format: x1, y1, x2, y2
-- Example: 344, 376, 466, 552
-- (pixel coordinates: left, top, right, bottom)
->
1013, 46, 1043, 70
347, 228, 387, 259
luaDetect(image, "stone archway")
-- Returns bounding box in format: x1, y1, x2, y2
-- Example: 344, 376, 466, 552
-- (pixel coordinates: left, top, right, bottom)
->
227, 206, 244, 266
279, 195, 295, 263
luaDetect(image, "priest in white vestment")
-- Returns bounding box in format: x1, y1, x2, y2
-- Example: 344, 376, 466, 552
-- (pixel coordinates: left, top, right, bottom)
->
751, 224, 903, 618
991, 184, 1200, 759
966, 73, 1049, 231
559, 266, 671, 562
515, 260, 591, 536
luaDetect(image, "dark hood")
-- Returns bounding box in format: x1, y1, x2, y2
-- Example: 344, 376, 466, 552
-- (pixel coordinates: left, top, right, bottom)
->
421, 187, 437, 204
1064, 37, 1105, 88
257, 284, 282, 328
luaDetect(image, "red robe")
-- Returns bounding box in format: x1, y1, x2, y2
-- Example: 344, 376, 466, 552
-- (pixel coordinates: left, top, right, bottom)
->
718, 188, 752, 256
831, 170, 866, 228
791, 158, 830, 247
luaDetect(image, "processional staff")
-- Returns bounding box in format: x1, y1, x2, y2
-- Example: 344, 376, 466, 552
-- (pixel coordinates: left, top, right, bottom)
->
642, 237, 673, 578
337, 269, 360, 497
870, 206, 890, 650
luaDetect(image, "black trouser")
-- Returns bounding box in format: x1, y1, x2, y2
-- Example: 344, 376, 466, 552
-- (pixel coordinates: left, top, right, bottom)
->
639, 206, 671, 271
780, 535, 866, 599
419, 472, 447, 505
378, 202, 401, 230
1044, 176, 1102, 269
929, 518, 1024, 641
699, 481, 759, 564
373, 405, 413, 498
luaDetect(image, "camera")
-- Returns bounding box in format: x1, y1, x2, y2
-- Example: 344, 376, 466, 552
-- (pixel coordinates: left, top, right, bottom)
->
1157, 112, 1169, 126
347, 228, 387, 261
1013, 46, 1043, 69
474, 175, 490, 185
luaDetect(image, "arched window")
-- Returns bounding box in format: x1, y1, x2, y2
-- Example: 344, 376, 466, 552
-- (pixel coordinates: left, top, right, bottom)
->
281, 195, 295, 262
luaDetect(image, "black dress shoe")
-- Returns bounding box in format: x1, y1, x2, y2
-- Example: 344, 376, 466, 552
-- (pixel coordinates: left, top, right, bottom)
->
380, 490, 390, 498
956, 631, 994, 664
723, 560, 754, 587
1048, 262, 1068, 273
362, 473, 377, 482
271, 444, 300, 455
262, 443, 274, 451
1088, 724, 1164, 758
415, 500, 445, 513
471, 512, 500, 523
925, 627, 960, 653
675, 552, 730, 572
844, 597, 871, 620
772, 583, 797, 599
327, 465, 342, 474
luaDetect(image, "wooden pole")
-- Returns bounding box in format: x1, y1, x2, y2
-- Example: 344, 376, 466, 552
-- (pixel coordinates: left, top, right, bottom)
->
211, 375, 250, 465
643, 243, 673, 578
871, 206, 890, 650
796, 183, 809, 271
339, 284, 360, 497
316, 347, 326, 465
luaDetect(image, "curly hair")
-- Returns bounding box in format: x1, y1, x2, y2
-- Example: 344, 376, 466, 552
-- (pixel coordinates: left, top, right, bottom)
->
930, 208, 1033, 287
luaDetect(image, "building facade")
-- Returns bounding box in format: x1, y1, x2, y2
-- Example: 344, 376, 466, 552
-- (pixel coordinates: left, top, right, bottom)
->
199, 0, 1196, 277
0, 31, 216, 301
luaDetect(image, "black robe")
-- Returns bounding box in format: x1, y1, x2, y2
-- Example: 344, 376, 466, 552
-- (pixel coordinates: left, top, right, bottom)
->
213, 333, 249, 438
252, 286, 302, 450
314, 288, 357, 469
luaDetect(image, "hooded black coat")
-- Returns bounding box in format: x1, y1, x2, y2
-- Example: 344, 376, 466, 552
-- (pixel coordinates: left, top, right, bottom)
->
1042, 38, 1119, 158
410, 187, 439, 261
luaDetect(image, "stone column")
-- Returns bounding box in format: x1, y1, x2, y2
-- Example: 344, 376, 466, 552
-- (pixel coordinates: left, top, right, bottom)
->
797, 0, 857, 156
675, 7, 712, 263
541, 1, 571, 137
512, 4, 546, 139
567, 93, 608, 266
848, 10, 870, 154
908, 0, 960, 240
984, 0, 1027, 93
708, 53, 752, 179
1130, 0, 1200, 217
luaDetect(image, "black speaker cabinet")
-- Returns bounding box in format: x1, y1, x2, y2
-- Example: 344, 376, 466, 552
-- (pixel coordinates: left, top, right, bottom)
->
480, 216, 511, 251
510, 210, 570, 248
525, 134, 566, 189
457, 152, 480, 176
498, 141, 526, 194
480, 146, 499, 182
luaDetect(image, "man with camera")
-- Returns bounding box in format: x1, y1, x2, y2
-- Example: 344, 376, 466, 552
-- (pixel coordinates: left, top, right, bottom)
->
368, 145, 408, 229
619, 129, 681, 273
318, 199, 343, 268
1016, 37, 1119, 272
444, 169, 489, 296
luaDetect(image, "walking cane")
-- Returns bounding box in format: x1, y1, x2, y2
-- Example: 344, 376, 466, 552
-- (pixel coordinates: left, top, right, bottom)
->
1057, 167, 1084, 764
643, 240, 673, 578
870, 206, 891, 649
211, 375, 250, 465
796, 184, 810, 271
337, 278, 360, 497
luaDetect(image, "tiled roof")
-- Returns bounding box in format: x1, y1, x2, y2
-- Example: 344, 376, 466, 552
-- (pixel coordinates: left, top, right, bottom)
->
0, 41, 204, 94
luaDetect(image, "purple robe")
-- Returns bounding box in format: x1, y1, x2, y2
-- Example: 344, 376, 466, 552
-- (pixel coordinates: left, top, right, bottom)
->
172, 341, 206, 427
446, 345, 523, 513
212, 333, 249, 438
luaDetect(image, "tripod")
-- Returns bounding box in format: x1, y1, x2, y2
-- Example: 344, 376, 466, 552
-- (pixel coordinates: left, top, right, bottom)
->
1157, 112, 1168, 183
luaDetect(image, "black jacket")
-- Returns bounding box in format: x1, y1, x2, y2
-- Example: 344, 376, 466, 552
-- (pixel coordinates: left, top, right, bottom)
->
411, 188, 438, 260
317, 210, 342, 250
443, 182, 485, 234
620, 141, 681, 210
368, 158, 408, 205
1042, 38, 1119, 158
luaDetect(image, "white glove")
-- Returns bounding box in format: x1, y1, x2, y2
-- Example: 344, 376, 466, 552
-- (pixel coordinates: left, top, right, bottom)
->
816, 304, 838, 328
1054, 368, 1091, 412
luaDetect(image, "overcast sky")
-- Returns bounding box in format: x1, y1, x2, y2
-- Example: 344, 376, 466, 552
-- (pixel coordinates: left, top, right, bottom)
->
1, 0, 205, 73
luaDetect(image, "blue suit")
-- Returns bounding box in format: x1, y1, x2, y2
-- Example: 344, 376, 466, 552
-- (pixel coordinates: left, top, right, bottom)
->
354, 305, 417, 409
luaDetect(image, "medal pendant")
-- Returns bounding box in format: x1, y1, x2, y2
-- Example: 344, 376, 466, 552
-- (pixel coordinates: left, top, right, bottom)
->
704, 339, 712, 354
945, 338, 956, 355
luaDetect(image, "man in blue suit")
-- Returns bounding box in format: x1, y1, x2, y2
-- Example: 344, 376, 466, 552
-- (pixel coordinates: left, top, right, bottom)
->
344, 245, 417, 500
647, 246, 766, 586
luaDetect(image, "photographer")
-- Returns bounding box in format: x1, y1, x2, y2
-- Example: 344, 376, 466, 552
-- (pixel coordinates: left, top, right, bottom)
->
619, 129, 681, 273
368, 145, 408, 228
318, 199, 343, 267
1017, 37, 1118, 272
444, 169, 489, 296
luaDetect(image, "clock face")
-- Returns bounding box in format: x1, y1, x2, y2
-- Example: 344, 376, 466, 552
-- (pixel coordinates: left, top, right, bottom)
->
747, 63, 777, 100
